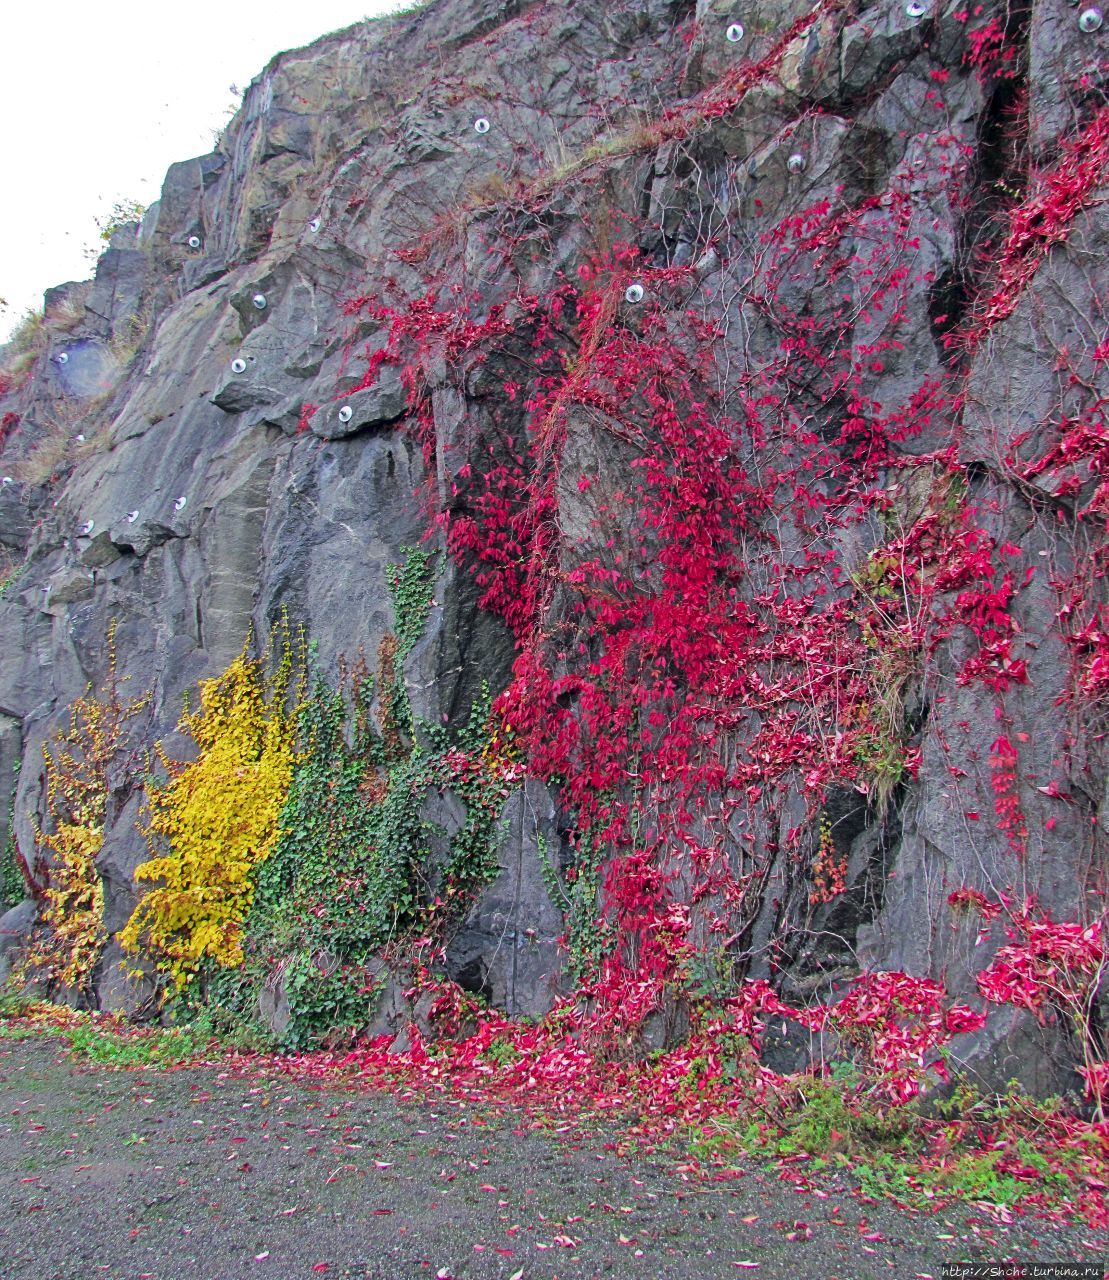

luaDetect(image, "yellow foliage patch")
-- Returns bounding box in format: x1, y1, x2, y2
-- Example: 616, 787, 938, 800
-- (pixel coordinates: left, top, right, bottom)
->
32, 821, 105, 991
120, 632, 303, 990
25, 625, 149, 993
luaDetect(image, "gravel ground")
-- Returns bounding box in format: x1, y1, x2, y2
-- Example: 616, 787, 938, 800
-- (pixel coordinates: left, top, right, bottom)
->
0, 1035, 1104, 1280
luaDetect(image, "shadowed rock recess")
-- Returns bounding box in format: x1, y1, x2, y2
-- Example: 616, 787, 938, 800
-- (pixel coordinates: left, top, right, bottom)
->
0, 0, 1105, 1097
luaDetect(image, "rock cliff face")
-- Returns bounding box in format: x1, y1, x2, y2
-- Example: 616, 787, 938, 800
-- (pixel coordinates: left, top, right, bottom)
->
0, 0, 1105, 1094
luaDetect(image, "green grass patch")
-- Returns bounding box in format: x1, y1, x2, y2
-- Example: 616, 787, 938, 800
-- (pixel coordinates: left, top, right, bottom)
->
65, 1022, 213, 1068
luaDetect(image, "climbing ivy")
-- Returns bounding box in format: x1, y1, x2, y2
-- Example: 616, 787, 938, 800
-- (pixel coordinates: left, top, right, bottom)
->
386, 545, 438, 658
422, 684, 512, 899
374, 547, 440, 761
537, 826, 609, 987
0, 759, 23, 912
241, 660, 422, 1045
24, 626, 149, 997
235, 662, 509, 1047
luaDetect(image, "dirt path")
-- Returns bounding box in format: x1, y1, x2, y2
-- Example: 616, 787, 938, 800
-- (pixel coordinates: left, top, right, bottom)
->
0, 1035, 1104, 1280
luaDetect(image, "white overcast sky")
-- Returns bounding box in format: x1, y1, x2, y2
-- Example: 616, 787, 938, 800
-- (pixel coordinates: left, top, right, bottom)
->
0, 0, 405, 341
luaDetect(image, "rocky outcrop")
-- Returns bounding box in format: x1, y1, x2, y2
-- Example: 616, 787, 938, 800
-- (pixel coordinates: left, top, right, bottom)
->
0, 0, 1104, 1092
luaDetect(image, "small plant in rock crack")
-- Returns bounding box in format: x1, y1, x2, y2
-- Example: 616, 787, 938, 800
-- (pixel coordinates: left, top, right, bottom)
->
94, 199, 147, 246
0, 309, 45, 385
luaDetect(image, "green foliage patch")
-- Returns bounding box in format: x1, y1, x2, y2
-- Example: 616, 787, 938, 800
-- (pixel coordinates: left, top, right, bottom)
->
196, 551, 507, 1049
0, 759, 23, 911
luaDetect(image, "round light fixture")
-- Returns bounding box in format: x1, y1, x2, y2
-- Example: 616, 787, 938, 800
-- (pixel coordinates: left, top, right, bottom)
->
188, 235, 201, 249
625, 283, 645, 304
231, 358, 247, 374
1078, 6, 1103, 29
905, 1, 927, 16
787, 152, 807, 173
174, 496, 187, 512
126, 510, 139, 523
474, 117, 491, 134
338, 405, 353, 423
79, 520, 94, 536
56, 352, 69, 365
726, 22, 745, 41
251, 293, 267, 310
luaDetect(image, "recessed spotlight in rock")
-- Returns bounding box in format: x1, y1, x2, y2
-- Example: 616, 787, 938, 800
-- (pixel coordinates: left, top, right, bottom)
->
905, 1, 927, 15
625, 283, 645, 304
79, 520, 94, 536
174, 496, 187, 512
474, 117, 491, 134
787, 152, 807, 173
55, 352, 69, 365
126, 510, 139, 523
251, 293, 268, 310
309, 218, 321, 233
187, 235, 201, 249
1078, 5, 1103, 29
726, 22, 744, 41
231, 358, 248, 374
1, 477, 11, 486
75, 434, 85, 443
338, 405, 354, 423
